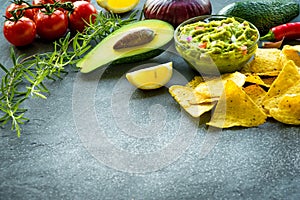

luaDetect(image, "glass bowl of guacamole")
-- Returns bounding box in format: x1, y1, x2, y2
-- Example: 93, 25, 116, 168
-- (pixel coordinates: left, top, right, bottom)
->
174, 15, 260, 75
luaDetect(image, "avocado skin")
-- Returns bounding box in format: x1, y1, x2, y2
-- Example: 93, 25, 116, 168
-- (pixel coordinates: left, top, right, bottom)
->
218, 0, 300, 35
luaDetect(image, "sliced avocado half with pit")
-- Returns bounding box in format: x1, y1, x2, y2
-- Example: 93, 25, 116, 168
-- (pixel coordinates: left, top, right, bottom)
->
77, 19, 174, 73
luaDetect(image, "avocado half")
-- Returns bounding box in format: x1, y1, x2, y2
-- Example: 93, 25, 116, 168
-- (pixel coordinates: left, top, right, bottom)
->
77, 19, 174, 73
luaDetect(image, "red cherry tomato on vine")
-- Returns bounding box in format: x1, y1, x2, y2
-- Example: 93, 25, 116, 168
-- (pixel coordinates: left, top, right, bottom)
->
34, 9, 68, 41
32, 0, 56, 16
3, 17, 36, 47
32, 0, 55, 5
5, 3, 35, 20
68, 1, 97, 32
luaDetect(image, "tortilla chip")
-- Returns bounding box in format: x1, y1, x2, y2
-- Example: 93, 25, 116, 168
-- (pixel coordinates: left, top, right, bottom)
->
243, 84, 267, 108
184, 103, 216, 118
186, 75, 225, 89
169, 85, 216, 117
186, 76, 203, 89
264, 79, 300, 115
270, 96, 300, 125
267, 79, 300, 125
207, 80, 267, 128
281, 45, 300, 67
260, 76, 276, 87
245, 74, 271, 88
194, 71, 246, 99
241, 48, 282, 76
263, 60, 300, 111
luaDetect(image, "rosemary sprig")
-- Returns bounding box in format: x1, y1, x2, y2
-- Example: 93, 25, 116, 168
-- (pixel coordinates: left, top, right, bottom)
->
0, 11, 138, 137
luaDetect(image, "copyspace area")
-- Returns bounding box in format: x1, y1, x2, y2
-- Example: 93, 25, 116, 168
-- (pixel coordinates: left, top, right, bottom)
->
0, 0, 299, 199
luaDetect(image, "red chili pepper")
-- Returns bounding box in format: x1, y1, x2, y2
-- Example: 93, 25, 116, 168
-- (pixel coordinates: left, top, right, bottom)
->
260, 22, 300, 41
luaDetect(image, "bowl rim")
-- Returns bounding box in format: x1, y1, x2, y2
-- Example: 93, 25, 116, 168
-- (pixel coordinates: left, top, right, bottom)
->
174, 15, 260, 53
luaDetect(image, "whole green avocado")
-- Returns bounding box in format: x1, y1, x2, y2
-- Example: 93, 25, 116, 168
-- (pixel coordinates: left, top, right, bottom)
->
218, 0, 299, 35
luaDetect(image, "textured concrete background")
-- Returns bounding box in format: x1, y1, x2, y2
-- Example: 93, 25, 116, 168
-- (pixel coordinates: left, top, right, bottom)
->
0, 0, 300, 199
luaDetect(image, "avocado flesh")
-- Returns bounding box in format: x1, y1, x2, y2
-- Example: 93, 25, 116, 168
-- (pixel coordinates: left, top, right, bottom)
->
77, 19, 174, 73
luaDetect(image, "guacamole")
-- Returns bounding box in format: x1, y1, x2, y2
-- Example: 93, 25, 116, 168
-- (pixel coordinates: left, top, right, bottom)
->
175, 17, 259, 74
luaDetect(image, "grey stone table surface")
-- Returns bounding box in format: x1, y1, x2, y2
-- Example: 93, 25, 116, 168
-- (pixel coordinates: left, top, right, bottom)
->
0, 0, 300, 199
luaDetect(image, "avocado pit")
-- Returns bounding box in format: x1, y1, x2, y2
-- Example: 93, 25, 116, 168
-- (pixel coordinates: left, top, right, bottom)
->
113, 27, 156, 50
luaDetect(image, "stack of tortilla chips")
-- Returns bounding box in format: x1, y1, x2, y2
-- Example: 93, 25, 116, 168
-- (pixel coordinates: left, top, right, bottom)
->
169, 45, 300, 128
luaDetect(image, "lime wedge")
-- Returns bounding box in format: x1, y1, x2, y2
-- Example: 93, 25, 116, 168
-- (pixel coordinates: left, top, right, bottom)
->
126, 62, 173, 90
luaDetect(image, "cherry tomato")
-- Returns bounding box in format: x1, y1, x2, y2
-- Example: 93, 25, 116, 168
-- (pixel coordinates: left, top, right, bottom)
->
68, 1, 97, 32
32, 0, 55, 5
32, 0, 56, 17
3, 17, 36, 47
34, 9, 68, 41
5, 3, 35, 20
